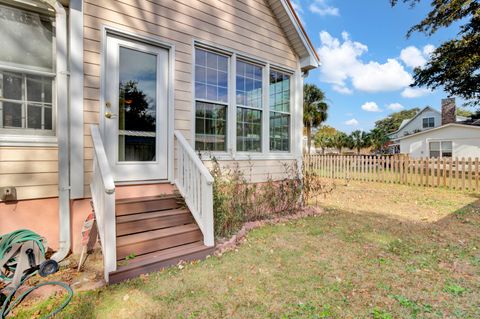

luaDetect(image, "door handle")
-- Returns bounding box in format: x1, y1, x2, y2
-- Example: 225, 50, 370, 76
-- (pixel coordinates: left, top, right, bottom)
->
104, 112, 117, 119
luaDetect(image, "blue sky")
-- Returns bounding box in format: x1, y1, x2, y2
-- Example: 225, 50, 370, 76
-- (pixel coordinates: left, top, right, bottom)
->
292, 0, 461, 133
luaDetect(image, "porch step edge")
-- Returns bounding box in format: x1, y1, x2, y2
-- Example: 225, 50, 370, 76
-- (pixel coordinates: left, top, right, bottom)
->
109, 242, 214, 284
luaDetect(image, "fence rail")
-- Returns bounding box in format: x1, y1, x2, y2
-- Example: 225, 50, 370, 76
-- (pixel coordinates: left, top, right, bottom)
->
304, 155, 480, 192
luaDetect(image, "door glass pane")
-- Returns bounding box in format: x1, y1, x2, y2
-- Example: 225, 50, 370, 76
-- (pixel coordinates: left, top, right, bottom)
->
118, 47, 157, 162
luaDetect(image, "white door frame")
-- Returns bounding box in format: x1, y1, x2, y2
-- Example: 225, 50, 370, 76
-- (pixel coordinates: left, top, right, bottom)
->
100, 26, 175, 183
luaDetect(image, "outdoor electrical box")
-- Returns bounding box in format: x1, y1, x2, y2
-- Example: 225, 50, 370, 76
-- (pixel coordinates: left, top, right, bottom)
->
0, 186, 17, 202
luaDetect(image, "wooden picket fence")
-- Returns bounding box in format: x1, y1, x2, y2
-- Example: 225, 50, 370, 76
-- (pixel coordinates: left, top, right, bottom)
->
303, 155, 480, 192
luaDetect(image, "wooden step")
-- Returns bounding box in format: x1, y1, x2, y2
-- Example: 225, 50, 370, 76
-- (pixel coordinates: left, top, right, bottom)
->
116, 195, 184, 216
109, 241, 214, 284
116, 209, 194, 236
116, 224, 202, 260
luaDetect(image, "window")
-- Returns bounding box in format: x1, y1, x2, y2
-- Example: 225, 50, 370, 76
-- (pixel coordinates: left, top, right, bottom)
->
193, 45, 295, 155
269, 70, 290, 152
0, 4, 55, 136
423, 117, 435, 128
429, 141, 452, 158
236, 60, 262, 152
194, 48, 229, 151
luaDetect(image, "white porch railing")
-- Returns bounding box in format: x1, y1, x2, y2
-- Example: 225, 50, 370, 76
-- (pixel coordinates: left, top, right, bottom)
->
174, 130, 215, 247
90, 124, 116, 282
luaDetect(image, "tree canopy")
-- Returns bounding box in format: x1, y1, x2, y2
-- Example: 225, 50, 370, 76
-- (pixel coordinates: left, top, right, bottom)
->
391, 0, 480, 106
374, 108, 420, 134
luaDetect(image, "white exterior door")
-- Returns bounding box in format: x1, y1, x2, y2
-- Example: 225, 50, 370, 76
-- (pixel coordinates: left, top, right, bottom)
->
104, 35, 168, 181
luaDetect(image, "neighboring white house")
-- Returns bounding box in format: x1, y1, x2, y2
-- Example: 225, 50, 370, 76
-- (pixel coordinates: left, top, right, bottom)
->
398, 123, 480, 158
388, 98, 468, 154
388, 106, 442, 143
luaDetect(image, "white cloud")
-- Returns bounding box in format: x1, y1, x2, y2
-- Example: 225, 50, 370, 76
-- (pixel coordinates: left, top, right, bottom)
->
400, 46, 426, 69
361, 101, 382, 112
400, 44, 436, 68
345, 118, 359, 126
332, 85, 353, 95
309, 0, 339, 17
387, 103, 404, 111
351, 59, 413, 92
401, 87, 432, 98
317, 31, 413, 94
423, 44, 435, 56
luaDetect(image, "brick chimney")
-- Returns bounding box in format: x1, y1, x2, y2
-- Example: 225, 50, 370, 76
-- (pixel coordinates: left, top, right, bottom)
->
441, 98, 456, 125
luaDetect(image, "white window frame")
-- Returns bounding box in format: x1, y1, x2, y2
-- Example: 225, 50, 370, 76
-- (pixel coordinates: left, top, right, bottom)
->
193, 47, 230, 153
422, 117, 435, 129
235, 58, 264, 153
428, 140, 453, 158
192, 40, 296, 160
268, 68, 292, 153
0, 2, 59, 146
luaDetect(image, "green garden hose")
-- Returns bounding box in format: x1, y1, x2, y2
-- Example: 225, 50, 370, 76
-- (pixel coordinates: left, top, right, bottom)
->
0, 230, 73, 318
1, 280, 73, 319
0, 229, 45, 282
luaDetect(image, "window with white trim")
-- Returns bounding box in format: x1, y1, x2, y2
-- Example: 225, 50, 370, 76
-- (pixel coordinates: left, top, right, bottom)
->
423, 117, 435, 128
269, 70, 290, 152
194, 48, 228, 151
193, 45, 294, 155
236, 60, 262, 152
0, 4, 55, 136
429, 141, 452, 158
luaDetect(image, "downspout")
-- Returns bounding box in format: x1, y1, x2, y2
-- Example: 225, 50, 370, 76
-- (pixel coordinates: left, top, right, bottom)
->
50, 1, 70, 262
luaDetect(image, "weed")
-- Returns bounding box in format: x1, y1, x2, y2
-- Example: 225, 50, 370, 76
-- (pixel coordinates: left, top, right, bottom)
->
372, 308, 393, 319
443, 282, 466, 296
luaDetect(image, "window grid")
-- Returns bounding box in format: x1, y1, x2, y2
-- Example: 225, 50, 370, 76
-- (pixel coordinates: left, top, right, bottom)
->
194, 48, 229, 151
236, 60, 263, 152
0, 71, 53, 132
194, 46, 294, 155
269, 70, 291, 152
423, 117, 435, 128
429, 141, 452, 158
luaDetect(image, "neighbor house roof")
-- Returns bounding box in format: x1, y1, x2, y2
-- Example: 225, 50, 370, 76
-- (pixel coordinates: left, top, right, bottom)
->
396, 123, 480, 141
266, 0, 320, 71
388, 106, 440, 137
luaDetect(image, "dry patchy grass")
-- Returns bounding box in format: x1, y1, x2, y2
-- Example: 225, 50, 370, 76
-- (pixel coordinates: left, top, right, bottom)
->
15, 181, 480, 318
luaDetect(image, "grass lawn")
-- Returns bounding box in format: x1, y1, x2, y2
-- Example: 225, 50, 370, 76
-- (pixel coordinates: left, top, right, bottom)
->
16, 181, 480, 318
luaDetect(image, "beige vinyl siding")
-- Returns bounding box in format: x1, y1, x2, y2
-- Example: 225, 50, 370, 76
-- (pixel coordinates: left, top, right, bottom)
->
82, 0, 299, 195
0, 147, 59, 200
204, 160, 298, 183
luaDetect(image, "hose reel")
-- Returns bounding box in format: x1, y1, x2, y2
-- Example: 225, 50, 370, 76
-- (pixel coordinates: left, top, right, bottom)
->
0, 230, 72, 318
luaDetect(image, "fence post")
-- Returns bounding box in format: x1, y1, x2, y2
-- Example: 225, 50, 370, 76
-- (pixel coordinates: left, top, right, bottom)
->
462, 157, 466, 191
468, 157, 473, 191
476, 158, 479, 192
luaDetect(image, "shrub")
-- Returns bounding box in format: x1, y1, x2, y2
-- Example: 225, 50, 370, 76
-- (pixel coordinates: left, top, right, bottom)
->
210, 158, 302, 237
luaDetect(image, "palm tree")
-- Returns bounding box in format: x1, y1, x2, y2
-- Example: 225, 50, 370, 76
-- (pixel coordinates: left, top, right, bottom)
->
330, 131, 349, 154
303, 84, 329, 154
369, 128, 389, 154
350, 130, 370, 154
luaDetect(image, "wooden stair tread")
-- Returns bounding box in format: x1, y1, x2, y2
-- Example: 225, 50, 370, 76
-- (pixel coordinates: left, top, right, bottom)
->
116, 208, 190, 223
117, 224, 199, 247
116, 194, 180, 204
115, 241, 209, 271
109, 242, 214, 284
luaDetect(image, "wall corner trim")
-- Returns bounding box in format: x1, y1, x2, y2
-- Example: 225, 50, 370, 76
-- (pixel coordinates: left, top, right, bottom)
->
69, 0, 85, 199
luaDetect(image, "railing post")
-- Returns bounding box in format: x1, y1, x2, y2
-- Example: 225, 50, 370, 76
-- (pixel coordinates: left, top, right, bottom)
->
103, 191, 116, 280
202, 177, 215, 247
